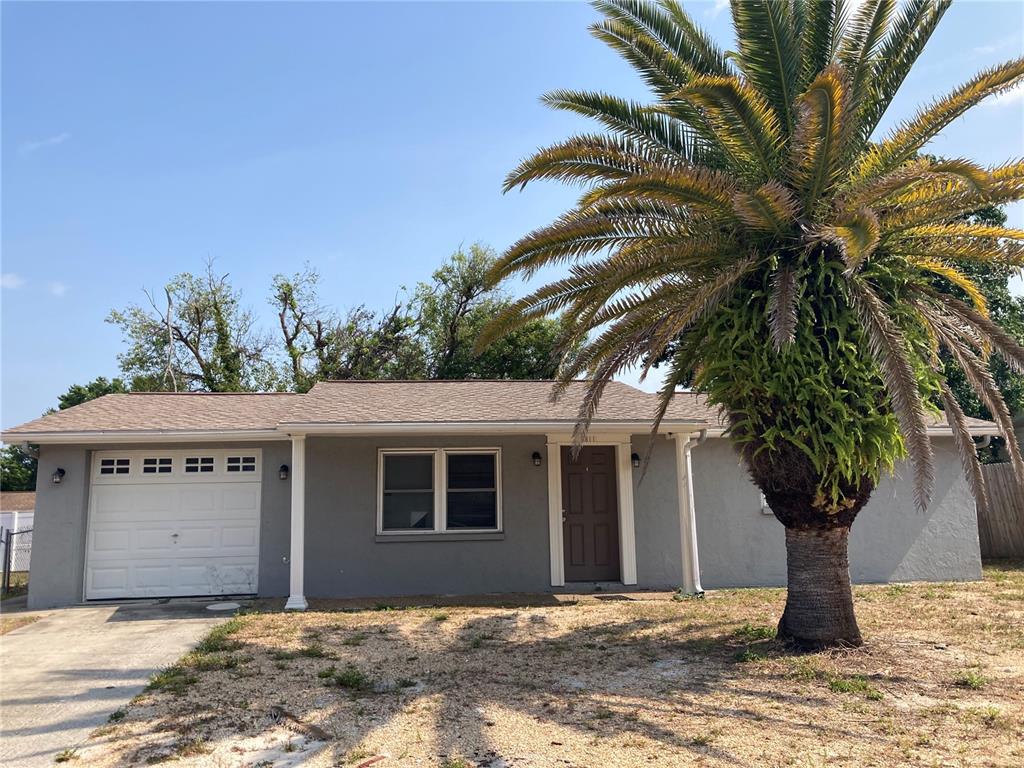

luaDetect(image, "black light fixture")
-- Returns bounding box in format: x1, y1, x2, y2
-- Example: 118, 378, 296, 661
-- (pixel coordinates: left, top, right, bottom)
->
532, 451, 543, 467
631, 453, 641, 468
51, 467, 66, 485
279, 464, 290, 480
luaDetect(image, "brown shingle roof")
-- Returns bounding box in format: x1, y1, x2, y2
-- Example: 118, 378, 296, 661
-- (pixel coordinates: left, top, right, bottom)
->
0, 381, 996, 439
282, 380, 712, 425
0, 492, 36, 511
3, 393, 299, 437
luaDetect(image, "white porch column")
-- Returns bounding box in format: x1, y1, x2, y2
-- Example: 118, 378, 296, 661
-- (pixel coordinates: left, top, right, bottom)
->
545, 439, 565, 587
615, 442, 638, 586
285, 435, 308, 610
674, 432, 704, 595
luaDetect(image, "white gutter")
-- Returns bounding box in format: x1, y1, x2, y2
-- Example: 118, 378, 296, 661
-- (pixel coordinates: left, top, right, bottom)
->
673, 429, 708, 596
275, 420, 705, 436
1, 429, 286, 445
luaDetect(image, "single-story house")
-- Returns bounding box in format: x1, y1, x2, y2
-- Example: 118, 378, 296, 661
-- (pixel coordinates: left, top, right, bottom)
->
1, 380, 991, 610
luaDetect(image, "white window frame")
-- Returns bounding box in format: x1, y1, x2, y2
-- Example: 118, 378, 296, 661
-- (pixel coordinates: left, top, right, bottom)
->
376, 447, 502, 535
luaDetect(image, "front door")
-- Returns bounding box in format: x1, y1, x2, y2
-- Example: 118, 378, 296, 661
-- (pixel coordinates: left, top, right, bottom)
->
561, 446, 620, 582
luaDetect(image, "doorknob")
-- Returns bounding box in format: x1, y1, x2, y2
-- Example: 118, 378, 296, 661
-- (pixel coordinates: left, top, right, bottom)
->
171, 533, 179, 538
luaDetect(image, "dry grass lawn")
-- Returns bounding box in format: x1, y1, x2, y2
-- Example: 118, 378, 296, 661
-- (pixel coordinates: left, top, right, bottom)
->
77, 562, 1023, 767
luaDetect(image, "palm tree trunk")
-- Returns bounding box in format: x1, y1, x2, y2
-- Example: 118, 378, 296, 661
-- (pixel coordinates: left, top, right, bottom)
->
777, 526, 863, 650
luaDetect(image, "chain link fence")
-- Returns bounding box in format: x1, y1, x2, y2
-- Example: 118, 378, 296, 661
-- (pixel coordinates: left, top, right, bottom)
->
1, 527, 32, 595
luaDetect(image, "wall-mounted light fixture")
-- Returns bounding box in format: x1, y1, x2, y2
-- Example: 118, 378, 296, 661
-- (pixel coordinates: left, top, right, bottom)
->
532, 451, 543, 467
279, 464, 290, 480
51, 467, 66, 485
631, 453, 641, 468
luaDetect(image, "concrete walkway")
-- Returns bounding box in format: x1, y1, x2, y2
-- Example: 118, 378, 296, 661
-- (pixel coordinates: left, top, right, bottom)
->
0, 602, 224, 767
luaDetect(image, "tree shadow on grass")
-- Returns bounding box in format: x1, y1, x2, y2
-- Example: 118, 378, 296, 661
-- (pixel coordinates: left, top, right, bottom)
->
84, 600, 898, 767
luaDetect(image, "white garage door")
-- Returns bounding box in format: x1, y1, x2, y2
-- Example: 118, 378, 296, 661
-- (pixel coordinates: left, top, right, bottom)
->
85, 449, 262, 600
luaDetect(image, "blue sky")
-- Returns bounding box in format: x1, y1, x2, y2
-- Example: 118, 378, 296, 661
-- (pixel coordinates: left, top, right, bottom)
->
2, 0, 1023, 430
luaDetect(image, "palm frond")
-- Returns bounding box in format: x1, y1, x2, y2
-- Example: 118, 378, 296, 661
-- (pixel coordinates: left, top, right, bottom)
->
815, 207, 881, 273
730, 0, 801, 134
859, 0, 951, 139
856, 57, 1024, 180
838, 0, 895, 112
939, 380, 988, 511
767, 263, 798, 350
909, 259, 988, 317
579, 166, 739, 215
678, 75, 784, 176
789, 64, 849, 207
538, 90, 706, 160
848, 278, 933, 512
797, 0, 844, 90
732, 180, 800, 234
938, 329, 1024, 485
937, 294, 1024, 375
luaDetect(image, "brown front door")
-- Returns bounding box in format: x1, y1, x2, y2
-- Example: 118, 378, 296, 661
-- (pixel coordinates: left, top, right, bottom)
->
561, 446, 620, 582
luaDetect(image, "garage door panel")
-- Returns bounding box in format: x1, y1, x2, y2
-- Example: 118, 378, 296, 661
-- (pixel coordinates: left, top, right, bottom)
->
86, 450, 262, 599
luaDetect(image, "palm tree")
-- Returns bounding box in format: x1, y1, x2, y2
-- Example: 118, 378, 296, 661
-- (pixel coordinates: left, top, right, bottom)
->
482, 0, 1024, 648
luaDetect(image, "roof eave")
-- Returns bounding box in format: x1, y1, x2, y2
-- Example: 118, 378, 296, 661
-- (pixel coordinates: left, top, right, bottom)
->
2, 428, 286, 445
276, 420, 709, 436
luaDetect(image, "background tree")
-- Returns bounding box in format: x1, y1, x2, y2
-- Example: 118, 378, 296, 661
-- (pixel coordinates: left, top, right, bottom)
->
0, 445, 37, 491
272, 268, 425, 391
484, 0, 1024, 648
57, 376, 130, 410
272, 246, 573, 390
942, 204, 1024, 460
414, 244, 574, 379
108, 264, 277, 392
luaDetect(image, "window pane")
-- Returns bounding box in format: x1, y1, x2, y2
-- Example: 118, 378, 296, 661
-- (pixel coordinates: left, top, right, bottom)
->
446, 491, 497, 529
447, 453, 495, 490
382, 492, 435, 530
384, 454, 433, 491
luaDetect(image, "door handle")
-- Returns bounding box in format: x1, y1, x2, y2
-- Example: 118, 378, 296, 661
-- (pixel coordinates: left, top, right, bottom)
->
171, 533, 179, 539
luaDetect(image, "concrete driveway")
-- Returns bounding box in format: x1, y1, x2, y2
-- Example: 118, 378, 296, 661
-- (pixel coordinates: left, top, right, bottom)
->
0, 601, 225, 767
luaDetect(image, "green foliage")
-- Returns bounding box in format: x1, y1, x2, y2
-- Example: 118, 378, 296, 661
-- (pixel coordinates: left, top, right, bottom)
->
57, 376, 129, 410
271, 245, 575, 390
487, 0, 1024, 519
107, 263, 278, 392
0, 444, 36, 491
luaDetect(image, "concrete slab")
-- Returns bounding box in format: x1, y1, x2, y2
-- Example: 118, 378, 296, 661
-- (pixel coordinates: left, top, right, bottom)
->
0, 602, 224, 767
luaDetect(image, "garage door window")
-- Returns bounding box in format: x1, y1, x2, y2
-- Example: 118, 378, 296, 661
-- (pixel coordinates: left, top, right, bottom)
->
142, 457, 173, 474
99, 458, 131, 475
185, 457, 215, 473
226, 456, 257, 473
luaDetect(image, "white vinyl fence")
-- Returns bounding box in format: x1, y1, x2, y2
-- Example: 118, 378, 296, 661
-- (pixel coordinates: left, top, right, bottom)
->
0, 510, 34, 572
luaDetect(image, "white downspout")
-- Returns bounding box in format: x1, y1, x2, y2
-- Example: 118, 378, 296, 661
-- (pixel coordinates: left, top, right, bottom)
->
675, 429, 707, 595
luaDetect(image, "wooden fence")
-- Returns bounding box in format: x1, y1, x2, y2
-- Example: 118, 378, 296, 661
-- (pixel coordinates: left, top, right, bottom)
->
976, 463, 1024, 559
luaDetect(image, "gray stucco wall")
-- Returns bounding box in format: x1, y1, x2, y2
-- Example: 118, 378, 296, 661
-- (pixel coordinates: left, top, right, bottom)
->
26, 430, 981, 608
691, 436, 983, 588
27, 441, 291, 609
303, 435, 552, 597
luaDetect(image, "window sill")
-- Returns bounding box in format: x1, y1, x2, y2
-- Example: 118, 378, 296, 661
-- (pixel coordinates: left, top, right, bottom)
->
375, 532, 505, 543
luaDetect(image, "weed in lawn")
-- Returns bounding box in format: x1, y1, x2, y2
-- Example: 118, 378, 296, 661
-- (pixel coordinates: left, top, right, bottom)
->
175, 737, 210, 757
194, 617, 245, 654
787, 657, 822, 681
593, 707, 614, 720
885, 584, 911, 598
828, 675, 883, 700
954, 669, 986, 690
146, 665, 198, 695
317, 665, 337, 679
184, 651, 242, 672
432, 611, 450, 622
345, 746, 374, 763
325, 664, 372, 691
672, 589, 704, 602
733, 623, 775, 642
54, 748, 78, 763
734, 648, 766, 663
440, 758, 472, 768
342, 633, 367, 647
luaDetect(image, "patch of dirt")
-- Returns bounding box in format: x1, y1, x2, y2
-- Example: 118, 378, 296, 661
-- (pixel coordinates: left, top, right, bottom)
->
0, 614, 39, 635
76, 562, 1024, 767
